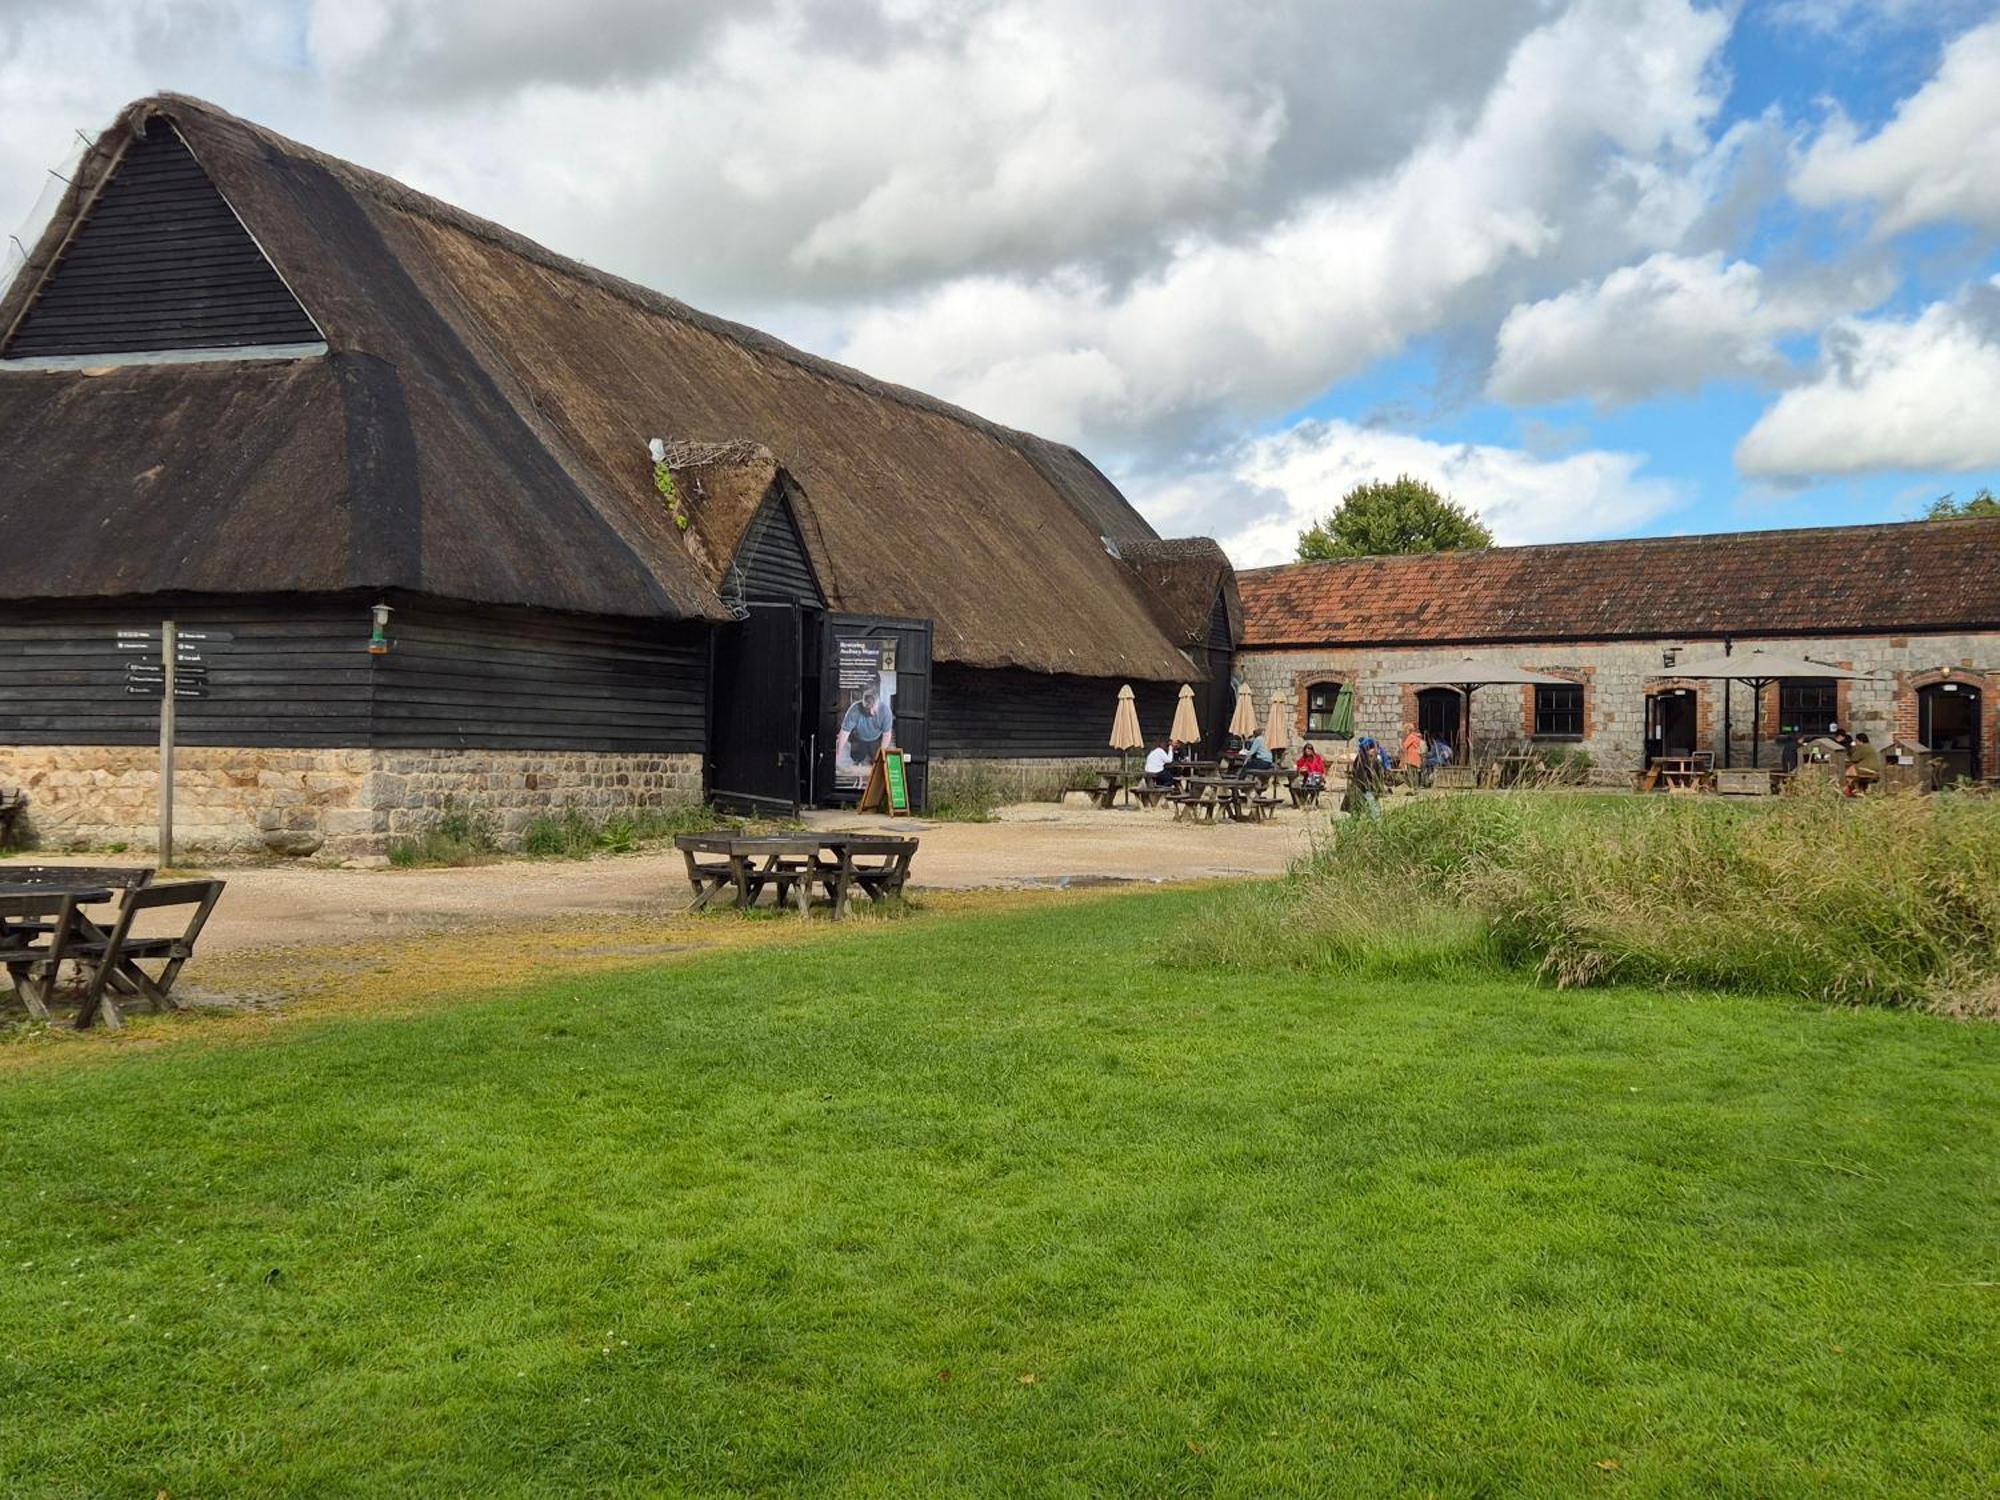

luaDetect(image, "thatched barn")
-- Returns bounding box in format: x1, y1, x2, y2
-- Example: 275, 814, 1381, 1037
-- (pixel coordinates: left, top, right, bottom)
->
0, 97, 1239, 855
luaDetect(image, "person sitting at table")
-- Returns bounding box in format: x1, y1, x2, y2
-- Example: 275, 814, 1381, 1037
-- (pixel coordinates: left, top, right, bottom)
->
1844, 732, 1884, 796
1241, 732, 1274, 773
1294, 743, 1328, 794
1143, 738, 1177, 787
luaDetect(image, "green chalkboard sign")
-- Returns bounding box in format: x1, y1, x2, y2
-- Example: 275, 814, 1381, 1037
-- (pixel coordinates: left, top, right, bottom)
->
884, 750, 910, 814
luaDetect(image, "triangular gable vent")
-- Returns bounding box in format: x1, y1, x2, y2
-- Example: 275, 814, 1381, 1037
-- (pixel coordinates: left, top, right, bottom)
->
2, 121, 322, 363
730, 487, 826, 610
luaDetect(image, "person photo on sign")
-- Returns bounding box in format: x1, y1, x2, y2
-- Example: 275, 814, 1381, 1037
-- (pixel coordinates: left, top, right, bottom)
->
835, 672, 896, 785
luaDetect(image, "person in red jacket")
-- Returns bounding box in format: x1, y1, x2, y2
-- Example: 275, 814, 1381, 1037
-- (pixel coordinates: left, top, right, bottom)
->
1294, 743, 1328, 795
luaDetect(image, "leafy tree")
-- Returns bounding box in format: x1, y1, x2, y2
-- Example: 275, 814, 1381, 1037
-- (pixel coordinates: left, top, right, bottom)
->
1296, 475, 1495, 561
1925, 488, 2000, 520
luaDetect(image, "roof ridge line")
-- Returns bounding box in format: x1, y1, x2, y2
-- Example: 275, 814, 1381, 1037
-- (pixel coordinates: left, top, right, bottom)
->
1238, 513, 2000, 574
139, 94, 1118, 488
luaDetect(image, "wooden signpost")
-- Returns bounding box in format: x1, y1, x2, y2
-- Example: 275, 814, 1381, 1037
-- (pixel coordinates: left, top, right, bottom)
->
858, 747, 912, 816
116, 623, 229, 867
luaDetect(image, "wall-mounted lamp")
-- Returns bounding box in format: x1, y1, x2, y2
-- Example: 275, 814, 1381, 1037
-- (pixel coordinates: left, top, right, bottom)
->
369, 602, 393, 655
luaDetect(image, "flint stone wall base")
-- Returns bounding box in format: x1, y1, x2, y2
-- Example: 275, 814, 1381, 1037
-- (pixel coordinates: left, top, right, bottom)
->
0, 746, 704, 860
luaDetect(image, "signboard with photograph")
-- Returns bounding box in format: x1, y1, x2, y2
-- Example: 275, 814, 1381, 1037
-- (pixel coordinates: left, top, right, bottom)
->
832, 636, 897, 790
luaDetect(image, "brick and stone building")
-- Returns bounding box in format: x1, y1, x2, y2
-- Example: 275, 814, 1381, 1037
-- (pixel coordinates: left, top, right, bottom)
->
1237, 518, 2000, 785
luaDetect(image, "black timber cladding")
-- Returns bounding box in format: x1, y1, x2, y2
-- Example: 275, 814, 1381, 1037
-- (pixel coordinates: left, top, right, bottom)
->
930, 667, 1182, 759
1204, 591, 1233, 652
731, 488, 824, 607
0, 596, 706, 752
3, 123, 320, 359
373, 600, 704, 752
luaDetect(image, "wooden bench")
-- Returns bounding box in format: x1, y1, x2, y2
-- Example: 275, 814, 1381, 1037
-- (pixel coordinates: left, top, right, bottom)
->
1713, 767, 1780, 797
1088, 772, 1131, 810
821, 836, 919, 911
1, 877, 222, 1030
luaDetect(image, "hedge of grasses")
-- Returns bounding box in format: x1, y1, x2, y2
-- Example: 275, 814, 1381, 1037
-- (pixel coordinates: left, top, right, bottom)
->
1166, 788, 2000, 1013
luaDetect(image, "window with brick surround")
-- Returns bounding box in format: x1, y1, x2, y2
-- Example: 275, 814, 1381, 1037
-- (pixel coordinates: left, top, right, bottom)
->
1534, 683, 1584, 738
1305, 681, 1344, 734
1779, 678, 1838, 735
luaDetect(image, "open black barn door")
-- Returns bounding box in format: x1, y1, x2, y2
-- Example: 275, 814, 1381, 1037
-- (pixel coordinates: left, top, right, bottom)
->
817, 614, 931, 810
709, 602, 802, 816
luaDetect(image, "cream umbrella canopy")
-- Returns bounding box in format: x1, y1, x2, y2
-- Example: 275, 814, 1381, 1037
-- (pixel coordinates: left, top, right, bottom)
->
1170, 683, 1201, 746
1366, 658, 1575, 759
1649, 649, 1872, 768
1228, 681, 1260, 739
1262, 692, 1292, 754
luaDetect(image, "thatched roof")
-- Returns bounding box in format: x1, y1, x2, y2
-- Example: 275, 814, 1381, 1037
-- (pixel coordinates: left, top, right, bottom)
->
1114, 538, 1241, 652
0, 95, 1206, 679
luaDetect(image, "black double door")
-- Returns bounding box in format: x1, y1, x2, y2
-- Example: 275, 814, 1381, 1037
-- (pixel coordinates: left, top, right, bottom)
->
709, 606, 933, 813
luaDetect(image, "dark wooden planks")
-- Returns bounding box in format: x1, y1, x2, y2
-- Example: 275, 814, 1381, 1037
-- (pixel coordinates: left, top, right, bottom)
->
0, 599, 369, 747
4, 124, 320, 358
732, 488, 824, 608
0, 595, 709, 752
930, 666, 1183, 759
371, 599, 706, 752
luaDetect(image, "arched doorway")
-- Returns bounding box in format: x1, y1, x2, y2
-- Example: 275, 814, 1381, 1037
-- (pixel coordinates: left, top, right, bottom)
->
1415, 687, 1463, 755
1919, 680, 1982, 783
1645, 688, 1697, 765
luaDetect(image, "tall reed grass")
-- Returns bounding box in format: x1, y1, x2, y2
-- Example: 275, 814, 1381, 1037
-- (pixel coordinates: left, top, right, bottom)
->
1165, 789, 2000, 1013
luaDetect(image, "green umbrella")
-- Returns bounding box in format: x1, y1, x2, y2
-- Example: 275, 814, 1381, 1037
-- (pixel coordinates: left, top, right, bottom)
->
1326, 685, 1356, 741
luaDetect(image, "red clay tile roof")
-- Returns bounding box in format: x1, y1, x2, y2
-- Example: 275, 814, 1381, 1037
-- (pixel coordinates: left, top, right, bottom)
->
1239, 518, 2000, 647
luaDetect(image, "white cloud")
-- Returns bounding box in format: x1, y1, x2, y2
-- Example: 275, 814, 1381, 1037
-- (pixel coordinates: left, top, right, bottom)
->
1792, 16, 2000, 234
1487, 251, 1888, 405
1735, 281, 2000, 478
838, 0, 1734, 448
1132, 418, 1685, 567
1, 0, 1741, 463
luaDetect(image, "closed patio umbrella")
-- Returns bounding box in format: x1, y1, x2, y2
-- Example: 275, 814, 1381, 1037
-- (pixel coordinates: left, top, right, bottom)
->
1109, 683, 1145, 779
1651, 649, 1872, 768
1326, 684, 1355, 741
1228, 681, 1259, 739
1170, 683, 1201, 746
1262, 692, 1292, 753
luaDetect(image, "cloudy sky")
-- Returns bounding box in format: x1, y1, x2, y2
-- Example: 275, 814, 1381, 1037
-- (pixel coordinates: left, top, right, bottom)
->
3, 0, 1997, 564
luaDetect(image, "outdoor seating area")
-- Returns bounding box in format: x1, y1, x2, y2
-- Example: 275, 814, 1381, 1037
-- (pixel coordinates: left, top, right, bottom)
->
676, 833, 918, 917
0, 865, 226, 1029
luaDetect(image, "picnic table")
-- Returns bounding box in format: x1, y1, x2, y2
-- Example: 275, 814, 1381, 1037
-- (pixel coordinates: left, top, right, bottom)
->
676, 833, 917, 918
1088, 771, 1133, 810
1170, 777, 1281, 824
0, 866, 223, 1029
1649, 755, 1713, 793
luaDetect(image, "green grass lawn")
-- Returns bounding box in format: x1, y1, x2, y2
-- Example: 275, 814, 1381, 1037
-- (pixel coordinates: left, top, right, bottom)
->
2, 888, 1995, 1497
